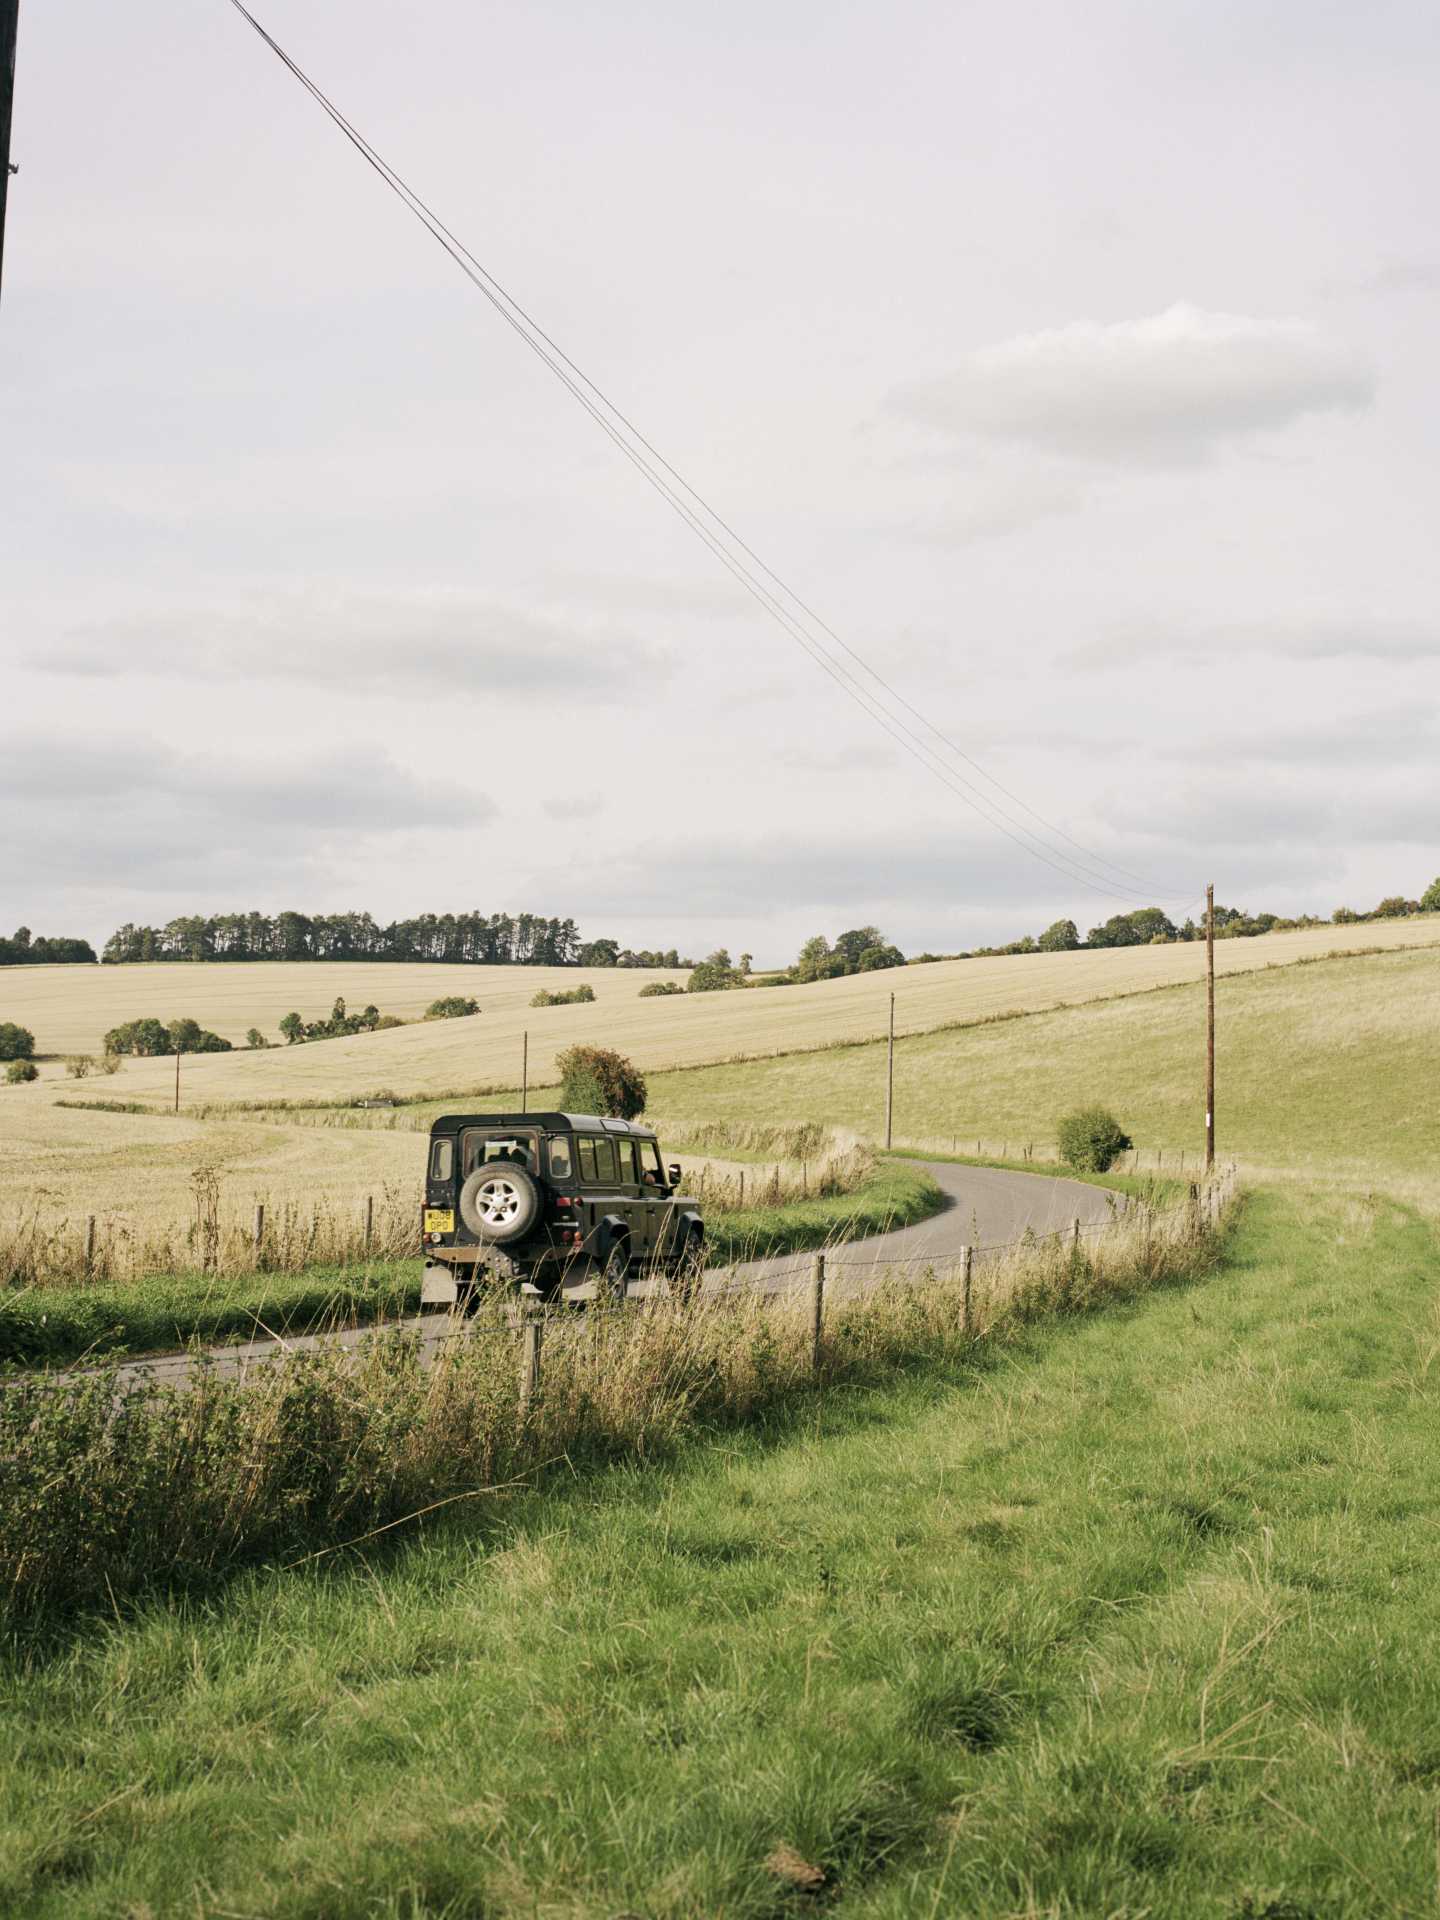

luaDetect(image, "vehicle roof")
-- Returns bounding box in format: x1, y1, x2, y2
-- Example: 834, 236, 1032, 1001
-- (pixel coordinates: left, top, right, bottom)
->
429, 1112, 658, 1139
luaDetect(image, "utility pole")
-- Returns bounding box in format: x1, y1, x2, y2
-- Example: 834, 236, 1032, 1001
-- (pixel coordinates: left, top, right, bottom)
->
1205, 882, 1215, 1172
0, 0, 19, 305
884, 992, 895, 1150
174, 1049, 181, 1115
521, 1030, 528, 1113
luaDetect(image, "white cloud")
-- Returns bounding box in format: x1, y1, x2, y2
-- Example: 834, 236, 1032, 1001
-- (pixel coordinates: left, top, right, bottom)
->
1071, 616, 1440, 669
26, 592, 670, 699
891, 304, 1374, 467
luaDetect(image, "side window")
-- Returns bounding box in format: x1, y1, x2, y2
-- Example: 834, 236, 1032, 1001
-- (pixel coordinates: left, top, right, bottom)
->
548, 1136, 573, 1180
577, 1137, 598, 1183
638, 1140, 663, 1184
615, 1139, 638, 1184
429, 1138, 454, 1184
593, 1138, 618, 1183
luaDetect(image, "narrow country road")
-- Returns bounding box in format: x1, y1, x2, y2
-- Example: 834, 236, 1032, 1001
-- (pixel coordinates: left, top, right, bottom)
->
36, 1162, 1122, 1395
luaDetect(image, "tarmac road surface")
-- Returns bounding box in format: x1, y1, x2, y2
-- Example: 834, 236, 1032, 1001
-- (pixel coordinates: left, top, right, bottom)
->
30, 1161, 1122, 1396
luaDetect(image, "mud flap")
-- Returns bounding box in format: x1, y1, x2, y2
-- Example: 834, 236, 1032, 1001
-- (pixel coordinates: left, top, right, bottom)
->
421, 1262, 460, 1306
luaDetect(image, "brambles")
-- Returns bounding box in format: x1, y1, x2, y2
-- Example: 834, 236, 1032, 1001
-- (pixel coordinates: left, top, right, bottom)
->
557, 1043, 646, 1118
1057, 1105, 1133, 1173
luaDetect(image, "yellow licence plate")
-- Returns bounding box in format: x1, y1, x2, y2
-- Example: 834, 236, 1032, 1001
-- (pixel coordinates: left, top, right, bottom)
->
423, 1209, 455, 1234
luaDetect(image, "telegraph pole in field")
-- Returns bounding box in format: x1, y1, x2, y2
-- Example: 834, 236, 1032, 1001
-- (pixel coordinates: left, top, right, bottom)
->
1205, 883, 1215, 1172
884, 992, 895, 1150
0, 0, 19, 304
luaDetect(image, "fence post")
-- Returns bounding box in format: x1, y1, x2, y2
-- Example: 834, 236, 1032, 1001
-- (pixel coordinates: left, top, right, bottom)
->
84, 1215, 96, 1273
1071, 1216, 1081, 1261
809, 1252, 825, 1373
253, 1202, 265, 1254
738, 1169, 744, 1206
961, 1244, 973, 1335
519, 1309, 544, 1413
1187, 1181, 1200, 1237
364, 1193, 374, 1252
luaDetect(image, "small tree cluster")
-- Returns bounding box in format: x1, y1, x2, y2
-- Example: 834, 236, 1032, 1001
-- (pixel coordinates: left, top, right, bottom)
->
0, 926, 97, 967
530, 985, 597, 1008
278, 998, 401, 1045
687, 949, 744, 993
5, 1060, 38, 1084
1056, 1106, 1132, 1173
793, 927, 904, 982
424, 996, 481, 1020
638, 980, 685, 998
104, 1017, 232, 1056
556, 1044, 647, 1119
0, 1022, 36, 1062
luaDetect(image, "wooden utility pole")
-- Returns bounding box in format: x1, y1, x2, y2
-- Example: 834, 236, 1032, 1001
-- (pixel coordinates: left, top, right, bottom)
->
521, 1030, 528, 1112
174, 1049, 181, 1114
0, 0, 18, 305
884, 992, 895, 1150
1205, 882, 1216, 1172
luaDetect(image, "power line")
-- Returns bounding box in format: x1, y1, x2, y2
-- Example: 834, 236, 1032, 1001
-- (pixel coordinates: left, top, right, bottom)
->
219, 0, 1196, 906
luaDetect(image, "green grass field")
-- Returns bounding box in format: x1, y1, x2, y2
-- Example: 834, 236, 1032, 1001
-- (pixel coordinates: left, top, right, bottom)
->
2, 1188, 1434, 1915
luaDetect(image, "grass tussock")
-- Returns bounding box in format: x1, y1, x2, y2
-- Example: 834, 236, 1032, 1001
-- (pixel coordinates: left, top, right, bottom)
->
0, 1170, 1236, 1634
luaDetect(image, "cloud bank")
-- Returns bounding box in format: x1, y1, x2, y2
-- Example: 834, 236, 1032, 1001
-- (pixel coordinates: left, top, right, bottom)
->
892, 304, 1374, 467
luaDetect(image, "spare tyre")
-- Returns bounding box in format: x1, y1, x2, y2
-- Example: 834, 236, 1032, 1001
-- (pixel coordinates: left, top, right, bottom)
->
458, 1163, 541, 1244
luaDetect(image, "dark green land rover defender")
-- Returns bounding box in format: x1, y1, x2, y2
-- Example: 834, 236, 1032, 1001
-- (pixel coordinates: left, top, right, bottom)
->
420, 1111, 705, 1305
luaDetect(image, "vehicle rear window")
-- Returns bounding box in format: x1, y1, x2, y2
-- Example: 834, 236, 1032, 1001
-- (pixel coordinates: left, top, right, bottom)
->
462, 1131, 538, 1177
577, 1137, 597, 1182
547, 1136, 573, 1180
593, 1138, 618, 1182
429, 1139, 454, 1184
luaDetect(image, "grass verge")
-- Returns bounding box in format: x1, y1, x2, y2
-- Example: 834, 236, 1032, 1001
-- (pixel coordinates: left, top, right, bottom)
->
0, 1261, 420, 1370
4, 1186, 1439, 1917
704, 1160, 942, 1263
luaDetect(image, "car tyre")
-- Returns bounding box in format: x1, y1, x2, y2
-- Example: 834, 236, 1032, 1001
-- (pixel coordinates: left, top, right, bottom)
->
597, 1238, 629, 1306
671, 1227, 705, 1306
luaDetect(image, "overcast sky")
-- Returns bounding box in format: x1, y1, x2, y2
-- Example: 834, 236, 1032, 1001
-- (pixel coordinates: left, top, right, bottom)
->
3, 0, 1437, 964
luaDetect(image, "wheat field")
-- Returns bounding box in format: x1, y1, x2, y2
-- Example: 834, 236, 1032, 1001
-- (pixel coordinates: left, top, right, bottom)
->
4, 918, 1436, 1109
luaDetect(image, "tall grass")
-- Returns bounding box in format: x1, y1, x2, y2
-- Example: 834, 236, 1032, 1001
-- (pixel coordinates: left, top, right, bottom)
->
0, 1169, 1237, 1632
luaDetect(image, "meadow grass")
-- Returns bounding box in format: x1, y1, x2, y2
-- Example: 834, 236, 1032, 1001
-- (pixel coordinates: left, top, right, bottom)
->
642, 943, 1440, 1201
5, 1185, 1433, 1916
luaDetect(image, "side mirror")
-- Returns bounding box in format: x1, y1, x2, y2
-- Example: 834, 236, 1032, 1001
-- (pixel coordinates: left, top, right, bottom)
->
668, 1163, 682, 1187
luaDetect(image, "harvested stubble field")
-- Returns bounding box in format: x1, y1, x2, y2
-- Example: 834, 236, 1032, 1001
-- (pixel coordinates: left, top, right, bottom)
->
5, 917, 1435, 1105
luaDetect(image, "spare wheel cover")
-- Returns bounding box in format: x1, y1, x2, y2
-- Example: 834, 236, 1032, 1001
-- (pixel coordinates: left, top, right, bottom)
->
459, 1165, 539, 1242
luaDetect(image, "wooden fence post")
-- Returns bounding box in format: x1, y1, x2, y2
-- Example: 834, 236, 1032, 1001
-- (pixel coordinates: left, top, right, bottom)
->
809, 1252, 825, 1373
364, 1193, 374, 1252
84, 1215, 96, 1274
738, 1169, 744, 1206
961, 1244, 973, 1335
1071, 1216, 1081, 1263
1187, 1181, 1200, 1237
253, 1203, 265, 1254
520, 1309, 544, 1413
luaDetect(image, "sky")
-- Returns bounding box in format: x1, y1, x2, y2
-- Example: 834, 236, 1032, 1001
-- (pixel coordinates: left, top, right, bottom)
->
3, 0, 1438, 966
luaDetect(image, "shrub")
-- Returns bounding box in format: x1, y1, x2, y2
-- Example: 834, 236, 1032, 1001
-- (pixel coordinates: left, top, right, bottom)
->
531, 985, 596, 1008
1056, 1106, 1133, 1174
638, 981, 684, 997
556, 1043, 647, 1119
246, 1028, 270, 1050
1421, 877, 1440, 913
5, 1060, 38, 1084
98, 1052, 122, 1076
65, 1055, 93, 1080
1332, 906, 1361, 924
1374, 895, 1415, 919
0, 1022, 35, 1062
425, 996, 480, 1020
103, 1017, 172, 1056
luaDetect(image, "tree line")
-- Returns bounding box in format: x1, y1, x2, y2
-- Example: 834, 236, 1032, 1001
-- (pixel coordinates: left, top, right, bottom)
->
0, 927, 97, 968
100, 912, 694, 970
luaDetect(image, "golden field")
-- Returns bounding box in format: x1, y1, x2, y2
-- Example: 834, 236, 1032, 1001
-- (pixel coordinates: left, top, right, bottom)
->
5, 917, 1437, 1109
0, 960, 686, 1058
